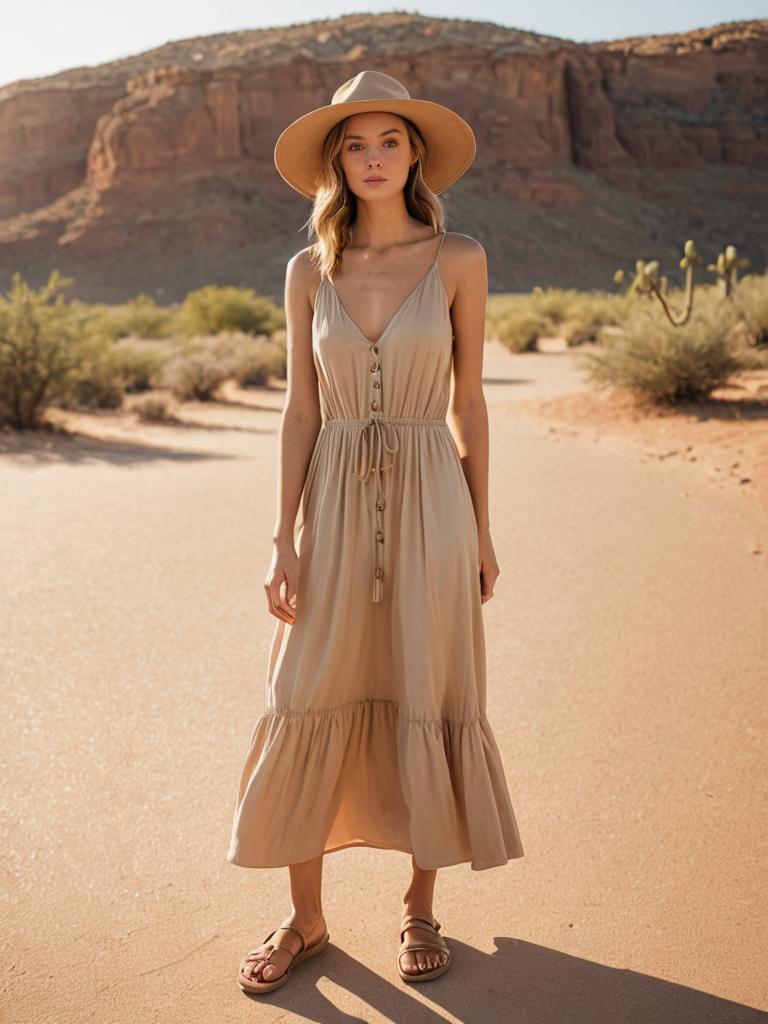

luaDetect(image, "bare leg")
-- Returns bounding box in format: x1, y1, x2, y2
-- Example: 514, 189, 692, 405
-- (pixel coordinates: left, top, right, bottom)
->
240, 853, 327, 984
400, 854, 449, 975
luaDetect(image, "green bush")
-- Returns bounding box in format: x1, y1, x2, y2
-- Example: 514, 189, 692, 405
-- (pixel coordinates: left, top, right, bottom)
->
57, 333, 125, 410
72, 294, 176, 345
487, 287, 630, 351
495, 309, 548, 352
112, 339, 168, 392
0, 271, 80, 428
121, 294, 175, 338
53, 334, 169, 411
174, 285, 285, 337
730, 273, 768, 348
574, 291, 749, 404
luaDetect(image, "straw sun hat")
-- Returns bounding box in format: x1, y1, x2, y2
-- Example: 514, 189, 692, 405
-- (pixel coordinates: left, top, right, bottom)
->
273, 69, 477, 199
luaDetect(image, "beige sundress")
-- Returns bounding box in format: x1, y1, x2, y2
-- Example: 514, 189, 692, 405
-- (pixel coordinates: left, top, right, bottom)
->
227, 230, 525, 871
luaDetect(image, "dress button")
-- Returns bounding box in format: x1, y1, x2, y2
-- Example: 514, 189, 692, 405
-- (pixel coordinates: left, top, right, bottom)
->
376, 531, 384, 541
372, 345, 379, 354
370, 363, 379, 373
376, 500, 385, 511
370, 400, 379, 411
375, 568, 384, 579
373, 381, 380, 389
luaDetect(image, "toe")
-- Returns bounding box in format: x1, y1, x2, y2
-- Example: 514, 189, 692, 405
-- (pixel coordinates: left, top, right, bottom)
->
250, 960, 268, 981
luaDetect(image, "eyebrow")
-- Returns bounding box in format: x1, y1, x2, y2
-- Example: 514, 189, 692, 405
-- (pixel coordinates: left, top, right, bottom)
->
342, 127, 404, 140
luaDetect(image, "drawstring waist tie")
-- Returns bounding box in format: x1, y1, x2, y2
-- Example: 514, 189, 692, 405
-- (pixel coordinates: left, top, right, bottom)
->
324, 415, 445, 602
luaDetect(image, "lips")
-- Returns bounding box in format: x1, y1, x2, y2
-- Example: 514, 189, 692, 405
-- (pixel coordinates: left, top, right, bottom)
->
364, 177, 386, 182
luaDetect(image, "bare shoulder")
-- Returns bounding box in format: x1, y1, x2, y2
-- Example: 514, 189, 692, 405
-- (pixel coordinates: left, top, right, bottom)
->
285, 244, 322, 309
441, 232, 487, 306
286, 244, 319, 282
443, 231, 486, 267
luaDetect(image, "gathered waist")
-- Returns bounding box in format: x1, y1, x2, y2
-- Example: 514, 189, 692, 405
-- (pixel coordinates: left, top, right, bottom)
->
318, 414, 451, 603
323, 415, 447, 427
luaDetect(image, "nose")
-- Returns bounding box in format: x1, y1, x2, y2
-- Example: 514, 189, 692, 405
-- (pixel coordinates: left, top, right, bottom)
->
366, 148, 383, 166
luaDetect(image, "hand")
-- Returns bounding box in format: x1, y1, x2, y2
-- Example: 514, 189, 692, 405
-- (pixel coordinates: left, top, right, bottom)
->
264, 540, 299, 623
477, 526, 499, 604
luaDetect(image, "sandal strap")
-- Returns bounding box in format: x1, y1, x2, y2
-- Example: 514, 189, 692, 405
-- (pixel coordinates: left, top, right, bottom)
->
400, 915, 441, 941
398, 942, 450, 962
273, 924, 307, 953
245, 923, 307, 962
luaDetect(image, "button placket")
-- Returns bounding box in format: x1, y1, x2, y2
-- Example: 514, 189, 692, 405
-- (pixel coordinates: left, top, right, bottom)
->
370, 342, 386, 602
347, 344, 400, 602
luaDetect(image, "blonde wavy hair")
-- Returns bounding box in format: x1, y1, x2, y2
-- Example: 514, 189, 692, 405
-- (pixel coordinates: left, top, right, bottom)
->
302, 114, 445, 280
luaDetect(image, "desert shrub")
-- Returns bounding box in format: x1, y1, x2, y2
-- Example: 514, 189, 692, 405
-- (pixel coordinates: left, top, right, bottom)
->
574, 290, 749, 404
730, 273, 768, 349
530, 287, 629, 344
72, 294, 175, 345
112, 338, 168, 392
206, 329, 287, 385
159, 337, 232, 400
495, 309, 549, 352
487, 287, 630, 351
174, 285, 285, 338
557, 292, 630, 344
56, 333, 126, 410
130, 393, 175, 422
120, 294, 175, 338
266, 328, 287, 380
0, 271, 81, 428
73, 303, 125, 345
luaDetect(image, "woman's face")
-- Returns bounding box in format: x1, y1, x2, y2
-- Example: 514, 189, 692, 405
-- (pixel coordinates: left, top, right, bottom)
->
338, 111, 415, 200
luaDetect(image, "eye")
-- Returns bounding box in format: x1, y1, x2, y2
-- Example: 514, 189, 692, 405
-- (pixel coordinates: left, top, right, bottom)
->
346, 138, 398, 152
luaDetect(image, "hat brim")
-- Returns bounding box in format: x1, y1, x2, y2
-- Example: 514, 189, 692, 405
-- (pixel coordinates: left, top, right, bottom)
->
273, 97, 476, 199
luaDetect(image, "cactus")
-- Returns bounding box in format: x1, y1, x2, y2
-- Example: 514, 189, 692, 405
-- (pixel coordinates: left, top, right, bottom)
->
613, 240, 702, 326
613, 240, 762, 344
706, 244, 750, 297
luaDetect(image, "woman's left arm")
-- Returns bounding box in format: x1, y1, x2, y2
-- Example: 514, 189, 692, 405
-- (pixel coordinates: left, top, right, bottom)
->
447, 235, 500, 604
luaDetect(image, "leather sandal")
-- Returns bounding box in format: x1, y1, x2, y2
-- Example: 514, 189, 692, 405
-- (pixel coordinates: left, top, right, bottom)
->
238, 923, 330, 994
398, 914, 451, 983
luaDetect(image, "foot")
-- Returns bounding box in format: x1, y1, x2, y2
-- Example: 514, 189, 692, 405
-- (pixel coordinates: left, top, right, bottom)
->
240, 911, 327, 985
399, 909, 449, 977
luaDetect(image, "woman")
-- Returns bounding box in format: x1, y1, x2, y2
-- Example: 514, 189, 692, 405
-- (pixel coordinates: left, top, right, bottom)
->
228, 69, 524, 994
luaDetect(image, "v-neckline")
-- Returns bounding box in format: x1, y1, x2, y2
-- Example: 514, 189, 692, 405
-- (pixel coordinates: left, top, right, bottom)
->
324, 248, 443, 347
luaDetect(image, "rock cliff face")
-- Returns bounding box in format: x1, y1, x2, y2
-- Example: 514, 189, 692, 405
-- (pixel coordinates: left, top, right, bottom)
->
0, 13, 765, 300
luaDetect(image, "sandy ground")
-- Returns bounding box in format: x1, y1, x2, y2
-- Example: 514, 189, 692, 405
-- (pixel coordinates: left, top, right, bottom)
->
1, 340, 767, 1024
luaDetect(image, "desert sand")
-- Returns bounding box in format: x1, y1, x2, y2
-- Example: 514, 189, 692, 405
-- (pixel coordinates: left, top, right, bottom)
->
1, 340, 766, 1023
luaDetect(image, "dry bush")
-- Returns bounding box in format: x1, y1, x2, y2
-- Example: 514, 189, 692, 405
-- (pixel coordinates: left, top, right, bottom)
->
487, 288, 630, 352
130, 393, 175, 422
574, 289, 751, 404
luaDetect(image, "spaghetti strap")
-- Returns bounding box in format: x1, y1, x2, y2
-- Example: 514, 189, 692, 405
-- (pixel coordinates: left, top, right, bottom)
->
434, 230, 446, 265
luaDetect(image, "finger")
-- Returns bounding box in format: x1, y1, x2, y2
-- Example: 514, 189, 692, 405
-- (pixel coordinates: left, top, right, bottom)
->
273, 578, 296, 623
265, 579, 293, 623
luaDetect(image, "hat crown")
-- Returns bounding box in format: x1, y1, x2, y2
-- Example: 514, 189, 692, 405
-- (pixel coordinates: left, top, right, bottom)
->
331, 70, 411, 106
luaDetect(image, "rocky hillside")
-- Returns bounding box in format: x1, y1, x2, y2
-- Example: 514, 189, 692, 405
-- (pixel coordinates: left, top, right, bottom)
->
0, 13, 765, 302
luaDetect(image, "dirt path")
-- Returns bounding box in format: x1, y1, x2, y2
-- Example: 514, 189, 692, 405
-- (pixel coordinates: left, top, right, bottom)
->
2, 342, 766, 1023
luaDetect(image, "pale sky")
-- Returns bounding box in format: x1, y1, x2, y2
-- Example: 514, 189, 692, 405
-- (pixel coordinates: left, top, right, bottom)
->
1, 0, 765, 88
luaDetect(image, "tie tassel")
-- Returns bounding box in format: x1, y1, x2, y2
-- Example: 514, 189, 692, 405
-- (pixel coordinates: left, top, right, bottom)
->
352, 416, 401, 485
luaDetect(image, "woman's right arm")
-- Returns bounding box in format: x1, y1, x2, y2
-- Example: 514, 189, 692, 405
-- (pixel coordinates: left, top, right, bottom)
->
264, 248, 321, 625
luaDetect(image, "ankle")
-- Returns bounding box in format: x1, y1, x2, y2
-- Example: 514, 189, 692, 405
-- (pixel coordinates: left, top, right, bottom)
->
287, 905, 325, 927
402, 900, 434, 921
